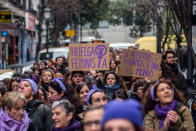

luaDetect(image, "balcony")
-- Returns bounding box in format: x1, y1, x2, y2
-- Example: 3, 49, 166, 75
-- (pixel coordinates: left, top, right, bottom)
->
0, 0, 25, 18
3, 0, 37, 16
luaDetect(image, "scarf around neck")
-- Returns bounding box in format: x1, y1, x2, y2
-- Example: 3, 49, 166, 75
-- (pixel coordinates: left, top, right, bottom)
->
0, 108, 30, 131
155, 100, 177, 130
52, 120, 81, 131
105, 83, 120, 98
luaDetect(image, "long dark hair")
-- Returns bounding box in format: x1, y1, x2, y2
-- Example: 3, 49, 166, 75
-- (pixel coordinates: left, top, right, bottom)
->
38, 86, 50, 107
10, 77, 20, 91
76, 82, 92, 94
142, 77, 186, 114
104, 71, 128, 91
110, 59, 118, 70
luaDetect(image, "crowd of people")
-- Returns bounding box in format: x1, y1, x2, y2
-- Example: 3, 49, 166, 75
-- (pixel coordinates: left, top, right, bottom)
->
0, 48, 195, 131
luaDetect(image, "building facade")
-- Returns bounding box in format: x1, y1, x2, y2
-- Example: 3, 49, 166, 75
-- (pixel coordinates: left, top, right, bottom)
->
0, 0, 38, 69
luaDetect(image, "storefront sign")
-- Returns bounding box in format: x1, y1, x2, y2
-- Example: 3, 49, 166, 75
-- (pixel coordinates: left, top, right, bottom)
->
25, 13, 35, 31
1, 31, 8, 37
0, 11, 12, 23
66, 30, 75, 37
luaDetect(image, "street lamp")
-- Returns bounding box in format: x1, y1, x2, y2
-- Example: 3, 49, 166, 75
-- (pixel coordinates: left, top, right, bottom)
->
44, 7, 51, 59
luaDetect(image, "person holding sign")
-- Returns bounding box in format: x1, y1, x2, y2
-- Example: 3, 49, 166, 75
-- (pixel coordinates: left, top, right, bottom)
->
71, 71, 85, 88
104, 71, 127, 99
143, 77, 194, 131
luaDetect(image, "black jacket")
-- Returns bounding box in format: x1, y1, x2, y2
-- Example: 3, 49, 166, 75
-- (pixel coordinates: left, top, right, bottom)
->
25, 99, 53, 131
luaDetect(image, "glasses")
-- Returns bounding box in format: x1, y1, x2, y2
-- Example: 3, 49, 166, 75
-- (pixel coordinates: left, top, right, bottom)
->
83, 120, 100, 126
166, 56, 175, 59
12, 77, 20, 82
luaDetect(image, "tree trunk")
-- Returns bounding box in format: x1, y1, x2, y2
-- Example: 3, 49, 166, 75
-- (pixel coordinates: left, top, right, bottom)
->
74, 24, 79, 43
175, 35, 182, 64
35, 0, 46, 60
80, 23, 82, 43
162, 20, 170, 52
185, 30, 196, 68
35, 21, 43, 60
156, 16, 162, 53
54, 29, 60, 47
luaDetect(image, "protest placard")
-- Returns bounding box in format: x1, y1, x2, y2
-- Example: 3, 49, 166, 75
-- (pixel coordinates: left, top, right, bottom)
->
69, 43, 110, 71
119, 49, 162, 80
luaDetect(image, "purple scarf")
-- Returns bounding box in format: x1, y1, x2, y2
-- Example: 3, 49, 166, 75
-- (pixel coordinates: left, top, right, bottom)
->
52, 120, 81, 131
155, 100, 177, 129
0, 108, 30, 131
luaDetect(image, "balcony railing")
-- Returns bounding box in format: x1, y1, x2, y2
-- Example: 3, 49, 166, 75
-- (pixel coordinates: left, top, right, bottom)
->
7, 0, 37, 15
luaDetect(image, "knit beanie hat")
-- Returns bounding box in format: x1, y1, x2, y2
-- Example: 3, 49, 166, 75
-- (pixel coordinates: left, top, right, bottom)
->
21, 79, 38, 95
101, 99, 143, 127
86, 85, 104, 106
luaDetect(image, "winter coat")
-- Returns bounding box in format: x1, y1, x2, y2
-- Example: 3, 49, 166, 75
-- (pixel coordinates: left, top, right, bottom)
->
25, 99, 53, 131
144, 102, 195, 131
188, 97, 196, 128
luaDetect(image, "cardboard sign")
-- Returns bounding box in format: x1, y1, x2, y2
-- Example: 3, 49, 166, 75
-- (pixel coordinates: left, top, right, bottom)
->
119, 49, 162, 80
69, 43, 110, 71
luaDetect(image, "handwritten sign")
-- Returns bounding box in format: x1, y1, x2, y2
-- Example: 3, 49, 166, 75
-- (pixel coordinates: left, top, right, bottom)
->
69, 43, 110, 71
119, 49, 162, 80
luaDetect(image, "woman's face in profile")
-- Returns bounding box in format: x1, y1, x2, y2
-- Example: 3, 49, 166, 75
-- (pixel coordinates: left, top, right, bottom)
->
38, 89, 45, 103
